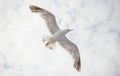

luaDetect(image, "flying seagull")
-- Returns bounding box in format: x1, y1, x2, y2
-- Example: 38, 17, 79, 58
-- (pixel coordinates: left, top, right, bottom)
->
29, 5, 81, 71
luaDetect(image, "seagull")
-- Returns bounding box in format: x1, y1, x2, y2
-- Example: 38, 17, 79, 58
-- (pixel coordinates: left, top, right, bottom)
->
29, 5, 81, 71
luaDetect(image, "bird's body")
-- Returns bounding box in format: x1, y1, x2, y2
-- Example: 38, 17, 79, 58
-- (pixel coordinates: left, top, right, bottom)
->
29, 5, 81, 71
52, 29, 72, 42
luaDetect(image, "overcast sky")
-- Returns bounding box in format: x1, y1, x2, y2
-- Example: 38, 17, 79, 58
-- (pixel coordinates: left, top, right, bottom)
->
0, 0, 120, 76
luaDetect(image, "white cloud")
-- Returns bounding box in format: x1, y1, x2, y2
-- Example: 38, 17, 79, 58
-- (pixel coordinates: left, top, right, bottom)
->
0, 0, 120, 76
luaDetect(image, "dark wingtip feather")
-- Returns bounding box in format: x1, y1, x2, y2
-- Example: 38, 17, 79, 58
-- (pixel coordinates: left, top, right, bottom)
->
29, 5, 44, 12
74, 57, 81, 72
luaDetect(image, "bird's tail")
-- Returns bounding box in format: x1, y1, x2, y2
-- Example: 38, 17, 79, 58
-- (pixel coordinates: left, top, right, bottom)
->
42, 35, 51, 42
42, 35, 56, 49
73, 57, 81, 72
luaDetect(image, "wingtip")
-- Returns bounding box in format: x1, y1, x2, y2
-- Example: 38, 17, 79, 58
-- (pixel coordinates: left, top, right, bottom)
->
29, 4, 44, 12
29, 4, 35, 9
74, 57, 81, 72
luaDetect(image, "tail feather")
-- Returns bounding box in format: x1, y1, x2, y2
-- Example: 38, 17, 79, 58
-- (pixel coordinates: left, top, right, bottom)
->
74, 57, 81, 72
42, 35, 51, 42
42, 35, 56, 49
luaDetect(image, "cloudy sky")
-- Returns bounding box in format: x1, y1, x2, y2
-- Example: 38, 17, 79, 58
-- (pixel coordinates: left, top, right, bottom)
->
0, 0, 120, 76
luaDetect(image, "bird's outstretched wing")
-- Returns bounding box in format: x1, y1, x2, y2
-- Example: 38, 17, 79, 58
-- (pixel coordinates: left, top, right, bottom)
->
59, 36, 81, 71
29, 5, 60, 34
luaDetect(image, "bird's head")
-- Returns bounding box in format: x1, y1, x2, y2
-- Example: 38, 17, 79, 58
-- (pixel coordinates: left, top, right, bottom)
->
63, 29, 73, 34
68, 29, 73, 31
67, 29, 73, 32
29, 5, 42, 13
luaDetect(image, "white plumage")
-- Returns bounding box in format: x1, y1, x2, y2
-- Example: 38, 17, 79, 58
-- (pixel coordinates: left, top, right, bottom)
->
29, 5, 81, 71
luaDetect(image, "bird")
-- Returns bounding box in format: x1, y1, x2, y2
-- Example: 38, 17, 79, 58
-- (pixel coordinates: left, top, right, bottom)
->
29, 5, 81, 72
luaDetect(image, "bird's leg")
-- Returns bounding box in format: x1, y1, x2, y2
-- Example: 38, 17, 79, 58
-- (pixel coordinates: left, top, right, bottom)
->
46, 45, 53, 50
